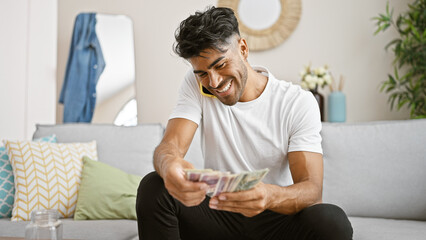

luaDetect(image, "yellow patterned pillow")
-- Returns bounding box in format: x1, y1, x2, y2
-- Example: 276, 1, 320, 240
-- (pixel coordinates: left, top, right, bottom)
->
3, 140, 98, 221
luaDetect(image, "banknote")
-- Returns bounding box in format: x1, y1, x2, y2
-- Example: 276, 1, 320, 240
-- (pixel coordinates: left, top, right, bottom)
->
199, 172, 221, 195
212, 174, 234, 196
184, 168, 269, 197
232, 169, 269, 192
185, 168, 213, 181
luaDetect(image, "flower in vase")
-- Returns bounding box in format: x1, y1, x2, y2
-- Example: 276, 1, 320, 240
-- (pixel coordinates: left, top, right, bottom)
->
299, 64, 333, 91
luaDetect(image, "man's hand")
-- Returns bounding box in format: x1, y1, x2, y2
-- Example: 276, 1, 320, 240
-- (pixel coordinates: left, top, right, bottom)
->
208, 182, 273, 217
162, 159, 209, 207
154, 118, 205, 207
208, 152, 323, 217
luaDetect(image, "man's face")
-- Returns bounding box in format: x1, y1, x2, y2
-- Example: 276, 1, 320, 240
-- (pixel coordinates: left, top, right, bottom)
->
189, 39, 248, 106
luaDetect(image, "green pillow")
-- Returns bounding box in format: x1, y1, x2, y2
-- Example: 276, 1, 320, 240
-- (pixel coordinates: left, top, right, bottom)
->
74, 156, 142, 220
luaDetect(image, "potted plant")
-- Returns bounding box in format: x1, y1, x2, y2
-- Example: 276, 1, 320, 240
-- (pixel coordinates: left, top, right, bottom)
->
373, 0, 426, 118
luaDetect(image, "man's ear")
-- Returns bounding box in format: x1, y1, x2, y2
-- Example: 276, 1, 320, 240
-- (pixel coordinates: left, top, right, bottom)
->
239, 38, 249, 60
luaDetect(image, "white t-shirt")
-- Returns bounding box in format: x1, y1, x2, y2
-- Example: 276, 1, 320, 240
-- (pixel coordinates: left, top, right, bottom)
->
170, 66, 322, 186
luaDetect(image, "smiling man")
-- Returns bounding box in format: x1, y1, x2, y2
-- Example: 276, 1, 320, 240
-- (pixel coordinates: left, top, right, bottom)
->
136, 6, 353, 240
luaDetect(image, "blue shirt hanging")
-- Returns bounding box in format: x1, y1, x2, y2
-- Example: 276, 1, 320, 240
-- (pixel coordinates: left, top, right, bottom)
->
59, 13, 106, 123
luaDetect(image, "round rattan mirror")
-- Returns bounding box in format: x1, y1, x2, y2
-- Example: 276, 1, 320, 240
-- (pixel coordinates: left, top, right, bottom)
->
217, 0, 302, 51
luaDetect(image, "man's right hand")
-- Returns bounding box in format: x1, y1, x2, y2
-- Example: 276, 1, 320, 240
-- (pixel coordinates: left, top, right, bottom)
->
154, 118, 204, 206
162, 158, 208, 206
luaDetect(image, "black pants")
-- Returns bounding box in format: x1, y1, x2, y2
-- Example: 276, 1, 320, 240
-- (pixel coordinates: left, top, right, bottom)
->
136, 172, 353, 240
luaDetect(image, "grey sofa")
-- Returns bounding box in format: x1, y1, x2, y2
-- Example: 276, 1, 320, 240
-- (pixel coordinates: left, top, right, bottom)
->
322, 119, 426, 240
0, 119, 425, 239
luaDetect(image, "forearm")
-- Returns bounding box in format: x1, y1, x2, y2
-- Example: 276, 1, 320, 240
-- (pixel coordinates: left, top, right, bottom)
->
266, 181, 322, 215
153, 142, 185, 178
153, 140, 207, 207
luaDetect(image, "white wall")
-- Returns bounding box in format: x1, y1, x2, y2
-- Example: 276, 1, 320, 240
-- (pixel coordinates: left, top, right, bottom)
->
0, 0, 57, 140
250, 0, 411, 122
57, 0, 411, 126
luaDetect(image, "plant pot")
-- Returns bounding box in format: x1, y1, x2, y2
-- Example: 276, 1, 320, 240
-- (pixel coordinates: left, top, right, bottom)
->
310, 89, 324, 122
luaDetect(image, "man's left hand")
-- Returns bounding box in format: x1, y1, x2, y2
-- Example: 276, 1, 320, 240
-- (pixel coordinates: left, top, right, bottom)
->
208, 182, 273, 217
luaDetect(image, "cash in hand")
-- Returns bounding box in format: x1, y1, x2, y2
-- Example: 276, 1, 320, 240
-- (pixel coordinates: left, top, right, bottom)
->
184, 168, 269, 197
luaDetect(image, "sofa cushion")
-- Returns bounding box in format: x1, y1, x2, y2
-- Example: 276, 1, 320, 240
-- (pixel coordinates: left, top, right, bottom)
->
0, 135, 57, 218
74, 156, 142, 220
33, 124, 164, 177
0, 218, 138, 240
349, 216, 426, 240
0, 146, 14, 218
3, 140, 98, 221
322, 119, 426, 220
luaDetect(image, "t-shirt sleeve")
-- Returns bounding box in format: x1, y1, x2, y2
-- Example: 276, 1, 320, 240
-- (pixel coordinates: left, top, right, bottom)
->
169, 70, 203, 125
288, 91, 323, 154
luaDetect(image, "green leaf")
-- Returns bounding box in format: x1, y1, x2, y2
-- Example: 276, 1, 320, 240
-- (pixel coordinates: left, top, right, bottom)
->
374, 27, 383, 35
411, 25, 421, 40
397, 99, 409, 110
371, 16, 381, 21
383, 23, 391, 32
380, 82, 388, 92
389, 93, 398, 110
380, 13, 389, 20
393, 67, 400, 80
388, 74, 396, 84
385, 39, 401, 50
386, 86, 395, 93
386, 2, 390, 15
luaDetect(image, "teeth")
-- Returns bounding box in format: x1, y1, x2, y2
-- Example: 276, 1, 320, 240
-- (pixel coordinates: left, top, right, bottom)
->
217, 81, 232, 93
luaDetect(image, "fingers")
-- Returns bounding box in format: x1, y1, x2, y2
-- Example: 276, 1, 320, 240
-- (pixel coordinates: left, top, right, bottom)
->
174, 178, 209, 192
166, 178, 206, 196
168, 188, 206, 207
217, 186, 265, 202
208, 184, 269, 217
209, 197, 265, 217
212, 205, 263, 217
165, 170, 208, 193
209, 196, 266, 209
163, 162, 208, 206
166, 180, 207, 206
164, 165, 206, 191
170, 188, 206, 206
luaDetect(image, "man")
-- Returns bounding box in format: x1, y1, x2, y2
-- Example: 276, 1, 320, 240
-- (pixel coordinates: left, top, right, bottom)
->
136, 6, 353, 240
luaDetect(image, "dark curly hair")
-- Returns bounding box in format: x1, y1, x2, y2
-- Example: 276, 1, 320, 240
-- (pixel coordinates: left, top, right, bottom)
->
173, 6, 240, 59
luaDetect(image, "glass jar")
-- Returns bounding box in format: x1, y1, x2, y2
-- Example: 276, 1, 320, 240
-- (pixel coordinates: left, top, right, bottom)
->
25, 209, 63, 240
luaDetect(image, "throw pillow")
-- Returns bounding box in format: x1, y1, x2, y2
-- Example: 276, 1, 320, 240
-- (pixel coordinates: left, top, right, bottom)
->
0, 135, 57, 218
3, 140, 97, 221
74, 156, 142, 220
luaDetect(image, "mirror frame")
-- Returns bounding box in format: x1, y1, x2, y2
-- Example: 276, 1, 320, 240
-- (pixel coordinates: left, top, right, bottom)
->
217, 0, 302, 51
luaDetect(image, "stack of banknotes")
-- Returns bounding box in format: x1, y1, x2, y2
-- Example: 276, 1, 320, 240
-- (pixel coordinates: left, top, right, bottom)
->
184, 168, 269, 197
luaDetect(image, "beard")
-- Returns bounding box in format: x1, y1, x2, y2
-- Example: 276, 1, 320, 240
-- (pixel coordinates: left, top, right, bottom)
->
222, 59, 248, 106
